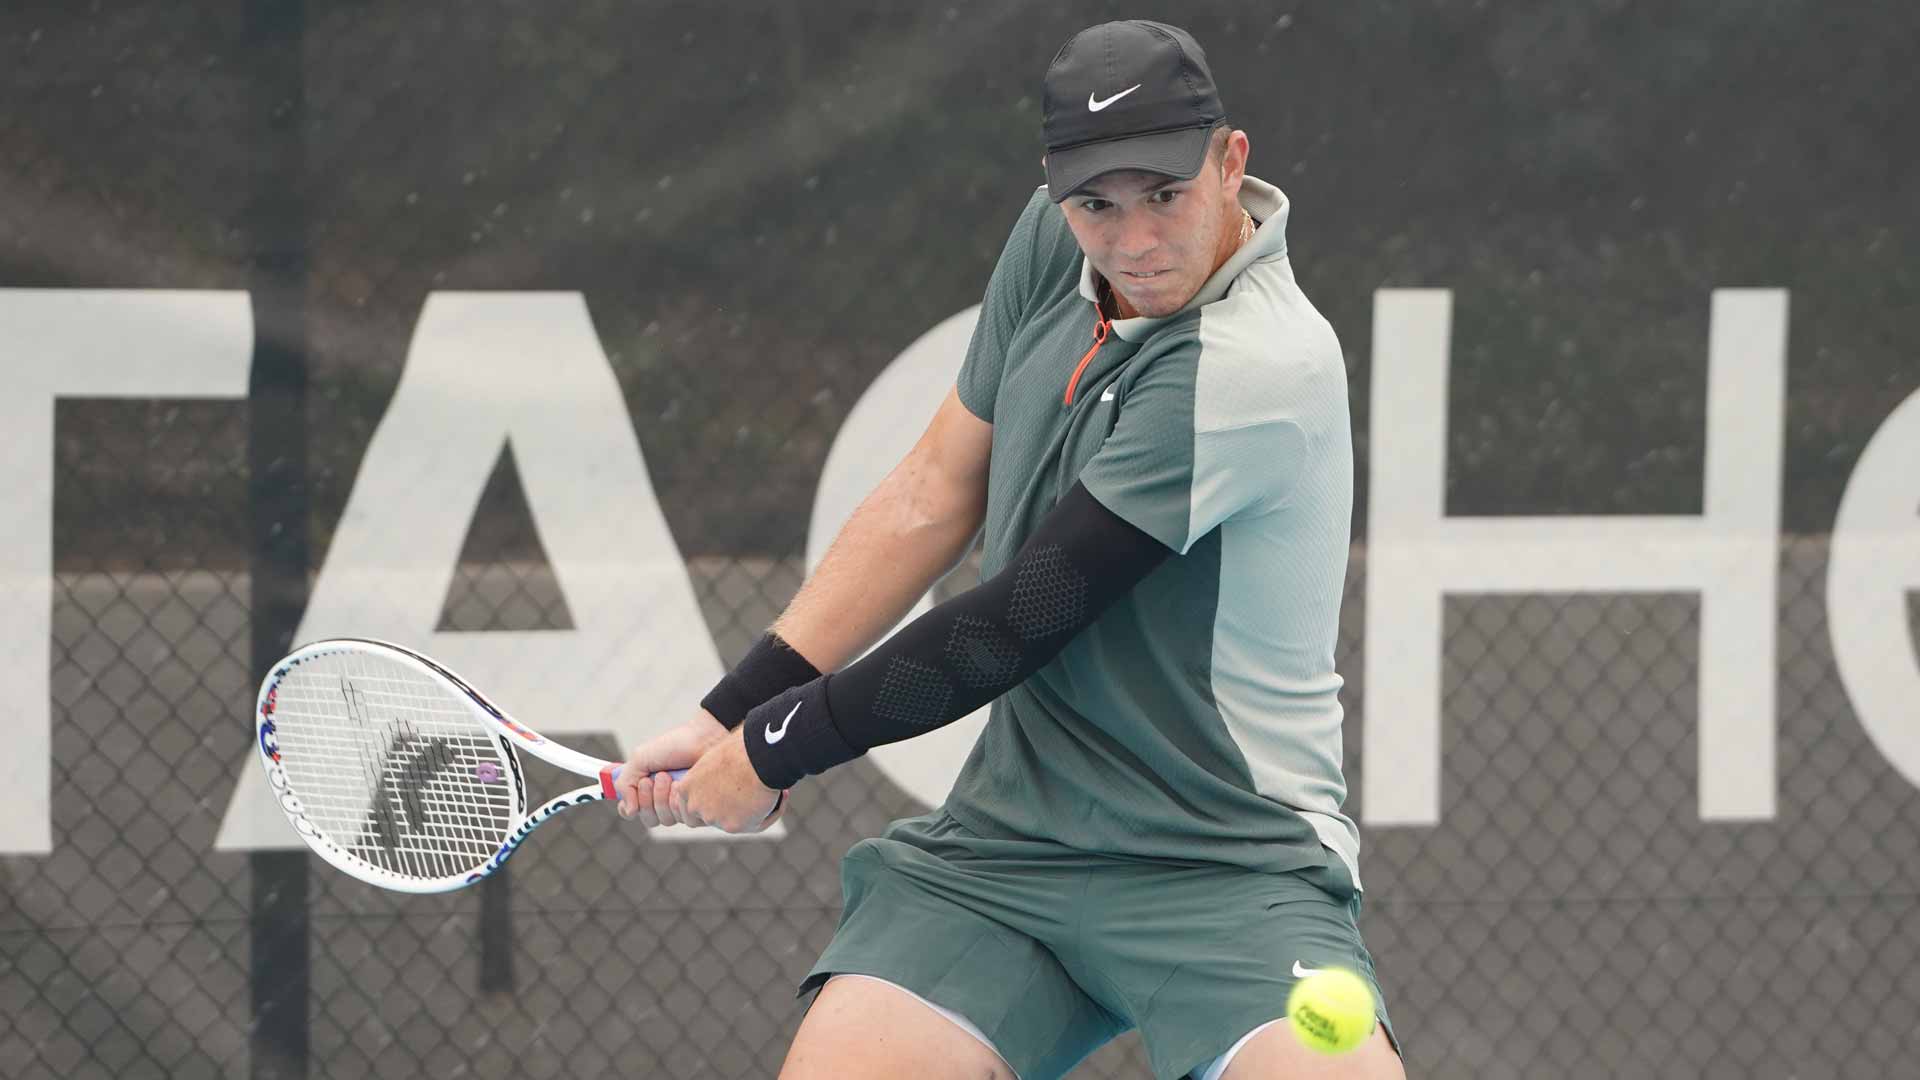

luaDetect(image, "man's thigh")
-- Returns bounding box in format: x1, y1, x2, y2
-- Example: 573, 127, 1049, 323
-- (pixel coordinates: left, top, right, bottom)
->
1083, 859, 1401, 1080
801, 823, 1128, 1079
781, 975, 1015, 1080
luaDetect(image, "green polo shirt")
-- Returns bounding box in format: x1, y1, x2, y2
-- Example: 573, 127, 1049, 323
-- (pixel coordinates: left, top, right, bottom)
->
944, 176, 1361, 883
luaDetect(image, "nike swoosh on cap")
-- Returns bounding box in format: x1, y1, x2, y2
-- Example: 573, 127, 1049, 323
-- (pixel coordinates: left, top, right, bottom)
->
1087, 84, 1141, 112
1292, 960, 1327, 978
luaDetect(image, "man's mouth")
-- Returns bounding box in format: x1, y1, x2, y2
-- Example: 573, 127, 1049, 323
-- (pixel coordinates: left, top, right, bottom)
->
1120, 270, 1167, 280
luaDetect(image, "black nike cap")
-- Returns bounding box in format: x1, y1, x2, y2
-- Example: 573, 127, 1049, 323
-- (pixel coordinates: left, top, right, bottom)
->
1041, 20, 1227, 203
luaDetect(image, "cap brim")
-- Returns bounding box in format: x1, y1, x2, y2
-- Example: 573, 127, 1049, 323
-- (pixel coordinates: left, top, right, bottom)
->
1045, 124, 1215, 203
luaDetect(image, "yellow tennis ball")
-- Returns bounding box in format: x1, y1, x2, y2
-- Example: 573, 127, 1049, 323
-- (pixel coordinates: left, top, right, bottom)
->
1287, 967, 1376, 1055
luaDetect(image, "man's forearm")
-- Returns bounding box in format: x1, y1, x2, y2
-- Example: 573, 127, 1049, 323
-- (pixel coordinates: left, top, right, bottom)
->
772, 453, 983, 673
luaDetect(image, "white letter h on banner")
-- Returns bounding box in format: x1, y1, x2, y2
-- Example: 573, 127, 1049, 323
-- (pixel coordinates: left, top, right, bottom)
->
1362, 289, 1787, 826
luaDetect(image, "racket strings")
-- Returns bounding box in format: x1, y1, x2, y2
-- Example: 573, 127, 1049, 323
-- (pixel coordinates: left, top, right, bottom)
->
269, 651, 516, 882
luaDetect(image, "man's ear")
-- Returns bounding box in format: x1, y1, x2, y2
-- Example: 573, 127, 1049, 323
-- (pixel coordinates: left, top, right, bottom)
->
1220, 129, 1250, 194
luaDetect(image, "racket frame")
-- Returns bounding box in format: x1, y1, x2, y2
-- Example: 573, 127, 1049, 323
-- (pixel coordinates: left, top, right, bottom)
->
255, 637, 627, 893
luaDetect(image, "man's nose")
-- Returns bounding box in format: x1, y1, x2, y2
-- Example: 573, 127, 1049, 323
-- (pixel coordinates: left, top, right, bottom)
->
1112, 215, 1158, 262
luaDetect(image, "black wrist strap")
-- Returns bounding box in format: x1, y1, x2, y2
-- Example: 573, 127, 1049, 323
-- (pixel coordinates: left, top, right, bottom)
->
701, 631, 822, 730
740, 677, 863, 790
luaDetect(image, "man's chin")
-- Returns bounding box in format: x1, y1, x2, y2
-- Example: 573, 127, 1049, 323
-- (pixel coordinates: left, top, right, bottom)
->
1114, 289, 1190, 319
1104, 269, 1199, 318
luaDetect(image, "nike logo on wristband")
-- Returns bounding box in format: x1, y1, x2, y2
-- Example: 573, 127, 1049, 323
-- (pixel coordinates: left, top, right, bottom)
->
765, 700, 800, 745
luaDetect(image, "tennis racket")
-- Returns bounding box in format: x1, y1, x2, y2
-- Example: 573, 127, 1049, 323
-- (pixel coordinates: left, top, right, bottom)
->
253, 637, 683, 893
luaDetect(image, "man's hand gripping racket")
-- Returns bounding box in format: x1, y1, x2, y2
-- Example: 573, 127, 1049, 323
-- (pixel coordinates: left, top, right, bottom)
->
253, 637, 718, 893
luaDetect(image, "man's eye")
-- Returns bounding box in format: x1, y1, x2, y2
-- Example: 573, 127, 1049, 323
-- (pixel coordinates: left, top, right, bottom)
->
1079, 200, 1109, 213
1151, 189, 1180, 204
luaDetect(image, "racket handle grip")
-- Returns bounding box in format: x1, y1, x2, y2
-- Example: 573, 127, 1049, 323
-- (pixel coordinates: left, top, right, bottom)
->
606, 760, 691, 776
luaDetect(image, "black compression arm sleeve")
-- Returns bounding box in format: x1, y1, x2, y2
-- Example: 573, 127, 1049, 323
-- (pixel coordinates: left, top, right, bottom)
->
742, 481, 1172, 789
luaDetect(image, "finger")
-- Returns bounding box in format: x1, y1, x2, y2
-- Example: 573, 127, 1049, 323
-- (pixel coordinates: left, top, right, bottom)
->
614, 764, 642, 818
631, 781, 660, 829
674, 784, 707, 830
632, 765, 667, 829
649, 770, 678, 827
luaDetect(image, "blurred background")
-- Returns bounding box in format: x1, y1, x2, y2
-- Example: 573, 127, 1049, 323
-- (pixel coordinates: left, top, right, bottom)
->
3, 2, 1918, 1077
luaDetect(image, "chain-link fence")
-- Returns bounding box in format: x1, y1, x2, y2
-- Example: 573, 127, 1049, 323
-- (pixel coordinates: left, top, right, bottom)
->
11, 427, 1920, 1078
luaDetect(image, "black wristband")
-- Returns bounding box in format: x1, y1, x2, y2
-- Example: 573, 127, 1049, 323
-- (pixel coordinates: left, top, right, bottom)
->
740, 677, 864, 790
701, 632, 822, 730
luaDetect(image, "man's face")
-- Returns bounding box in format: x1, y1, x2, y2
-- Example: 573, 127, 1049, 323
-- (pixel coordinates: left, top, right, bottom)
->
1056, 155, 1238, 319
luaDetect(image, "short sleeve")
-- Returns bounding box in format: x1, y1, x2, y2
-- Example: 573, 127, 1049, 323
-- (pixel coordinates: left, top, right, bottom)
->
1078, 340, 1307, 554
956, 188, 1052, 423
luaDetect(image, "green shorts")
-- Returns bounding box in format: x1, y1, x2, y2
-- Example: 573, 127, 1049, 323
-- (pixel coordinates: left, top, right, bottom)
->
801, 809, 1398, 1080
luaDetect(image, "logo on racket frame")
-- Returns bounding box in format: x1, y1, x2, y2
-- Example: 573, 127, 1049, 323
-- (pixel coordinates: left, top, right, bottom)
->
496, 715, 546, 744
465, 791, 598, 884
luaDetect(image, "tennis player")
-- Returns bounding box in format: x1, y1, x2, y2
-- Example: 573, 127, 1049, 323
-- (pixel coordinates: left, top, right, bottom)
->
617, 19, 1405, 1080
